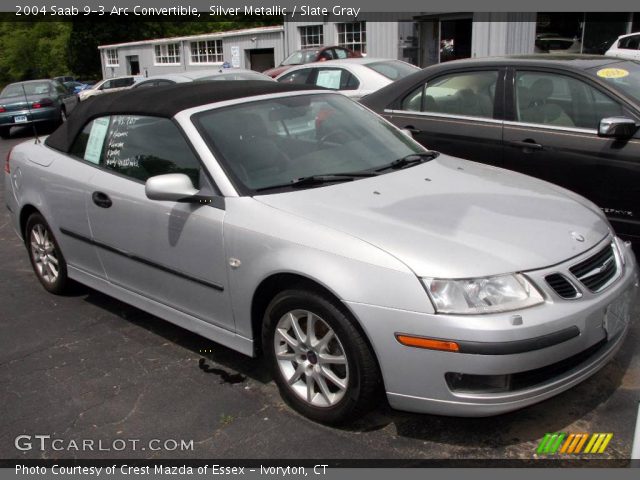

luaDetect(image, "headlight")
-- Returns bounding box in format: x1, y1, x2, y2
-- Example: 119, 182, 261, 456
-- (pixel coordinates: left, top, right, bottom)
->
422, 274, 544, 314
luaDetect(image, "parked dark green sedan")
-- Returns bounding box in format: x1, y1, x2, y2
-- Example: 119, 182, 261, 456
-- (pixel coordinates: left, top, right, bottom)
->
0, 79, 78, 139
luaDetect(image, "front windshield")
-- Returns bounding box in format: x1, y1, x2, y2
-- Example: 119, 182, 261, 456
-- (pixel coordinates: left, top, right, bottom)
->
590, 61, 640, 104
195, 93, 424, 192
1, 81, 50, 98
282, 50, 319, 66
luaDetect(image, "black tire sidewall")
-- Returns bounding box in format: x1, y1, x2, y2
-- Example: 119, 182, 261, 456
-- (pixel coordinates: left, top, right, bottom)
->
263, 289, 373, 424
25, 213, 69, 294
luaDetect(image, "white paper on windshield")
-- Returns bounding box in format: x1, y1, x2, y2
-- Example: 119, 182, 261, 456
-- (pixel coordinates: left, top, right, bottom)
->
316, 70, 341, 90
84, 117, 110, 164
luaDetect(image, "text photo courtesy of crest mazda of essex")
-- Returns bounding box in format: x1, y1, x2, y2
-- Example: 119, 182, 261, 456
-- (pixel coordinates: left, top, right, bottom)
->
1, 1, 640, 474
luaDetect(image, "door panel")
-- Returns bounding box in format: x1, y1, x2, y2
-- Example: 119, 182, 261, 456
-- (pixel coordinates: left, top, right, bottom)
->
503, 125, 640, 238
45, 155, 104, 278
87, 171, 233, 330
80, 113, 235, 330
388, 112, 504, 164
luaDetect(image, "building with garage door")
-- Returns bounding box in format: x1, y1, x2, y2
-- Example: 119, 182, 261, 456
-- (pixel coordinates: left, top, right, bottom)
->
98, 13, 640, 79
98, 25, 284, 78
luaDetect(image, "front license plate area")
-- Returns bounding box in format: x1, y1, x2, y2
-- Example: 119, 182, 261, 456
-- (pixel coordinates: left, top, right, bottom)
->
13, 115, 27, 123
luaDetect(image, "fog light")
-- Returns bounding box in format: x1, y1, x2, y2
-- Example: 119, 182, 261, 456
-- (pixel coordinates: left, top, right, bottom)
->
445, 372, 511, 393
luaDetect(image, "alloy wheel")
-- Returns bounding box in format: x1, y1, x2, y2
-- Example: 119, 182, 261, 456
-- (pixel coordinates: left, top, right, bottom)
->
274, 309, 349, 408
30, 223, 59, 284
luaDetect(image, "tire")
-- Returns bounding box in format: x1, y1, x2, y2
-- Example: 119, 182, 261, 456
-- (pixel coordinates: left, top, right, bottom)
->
25, 213, 70, 294
56, 107, 67, 127
0, 127, 10, 139
263, 288, 380, 424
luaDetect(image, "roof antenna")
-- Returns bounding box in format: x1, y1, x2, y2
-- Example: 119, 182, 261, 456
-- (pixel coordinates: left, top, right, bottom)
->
20, 82, 40, 144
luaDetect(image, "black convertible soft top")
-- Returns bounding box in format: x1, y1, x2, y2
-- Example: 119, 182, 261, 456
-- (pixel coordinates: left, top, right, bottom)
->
45, 81, 317, 153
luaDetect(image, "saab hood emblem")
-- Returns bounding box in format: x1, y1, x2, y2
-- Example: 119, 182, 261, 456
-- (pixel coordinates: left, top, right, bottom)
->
570, 231, 585, 242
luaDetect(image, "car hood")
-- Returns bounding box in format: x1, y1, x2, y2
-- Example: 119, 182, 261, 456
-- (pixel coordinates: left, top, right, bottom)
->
255, 156, 609, 278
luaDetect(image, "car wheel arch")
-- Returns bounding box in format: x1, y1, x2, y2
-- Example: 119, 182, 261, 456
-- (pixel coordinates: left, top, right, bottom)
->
250, 272, 381, 369
19, 204, 41, 241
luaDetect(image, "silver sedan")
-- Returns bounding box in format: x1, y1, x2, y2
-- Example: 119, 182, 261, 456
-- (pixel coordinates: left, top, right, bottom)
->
4, 81, 638, 424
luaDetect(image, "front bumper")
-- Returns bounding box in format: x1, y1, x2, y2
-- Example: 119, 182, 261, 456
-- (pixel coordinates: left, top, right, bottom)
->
348, 237, 638, 416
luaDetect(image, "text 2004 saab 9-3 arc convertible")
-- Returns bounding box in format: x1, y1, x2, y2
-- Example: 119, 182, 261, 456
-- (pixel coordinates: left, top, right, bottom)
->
4, 81, 638, 424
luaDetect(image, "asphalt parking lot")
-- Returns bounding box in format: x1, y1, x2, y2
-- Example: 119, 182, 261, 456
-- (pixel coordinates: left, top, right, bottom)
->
1, 127, 638, 463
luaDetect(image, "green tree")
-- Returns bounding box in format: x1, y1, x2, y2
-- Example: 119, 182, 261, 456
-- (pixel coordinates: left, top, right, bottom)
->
0, 22, 71, 83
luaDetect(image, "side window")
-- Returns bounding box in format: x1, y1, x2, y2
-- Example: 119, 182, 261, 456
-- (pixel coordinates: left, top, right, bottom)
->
333, 48, 348, 59
53, 81, 66, 95
135, 81, 156, 89
103, 116, 201, 187
515, 71, 623, 129
619, 35, 640, 50
70, 117, 109, 163
314, 68, 360, 90
278, 68, 313, 85
100, 80, 112, 90
401, 85, 425, 111
69, 116, 202, 188
318, 49, 334, 60
342, 71, 360, 90
400, 71, 498, 119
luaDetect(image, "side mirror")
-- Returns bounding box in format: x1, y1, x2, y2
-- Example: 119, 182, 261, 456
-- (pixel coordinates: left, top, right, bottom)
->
598, 117, 638, 139
145, 173, 199, 202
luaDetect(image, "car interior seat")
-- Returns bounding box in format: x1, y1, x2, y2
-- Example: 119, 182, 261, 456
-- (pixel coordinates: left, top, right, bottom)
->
454, 88, 494, 118
519, 78, 575, 127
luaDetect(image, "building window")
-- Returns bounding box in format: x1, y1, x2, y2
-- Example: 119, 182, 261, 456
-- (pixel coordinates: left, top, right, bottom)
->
105, 49, 119, 67
337, 22, 366, 54
154, 43, 181, 65
190, 39, 223, 64
300, 25, 324, 48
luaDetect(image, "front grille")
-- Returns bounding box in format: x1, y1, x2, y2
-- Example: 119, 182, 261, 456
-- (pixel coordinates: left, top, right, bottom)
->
545, 273, 580, 299
569, 244, 618, 293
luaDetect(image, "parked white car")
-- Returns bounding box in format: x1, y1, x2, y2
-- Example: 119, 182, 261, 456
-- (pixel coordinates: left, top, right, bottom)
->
534, 37, 582, 54
78, 75, 144, 101
275, 58, 419, 100
606, 32, 640, 61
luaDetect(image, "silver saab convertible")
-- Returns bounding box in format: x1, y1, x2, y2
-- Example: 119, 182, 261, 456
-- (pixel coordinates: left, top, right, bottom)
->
4, 81, 638, 424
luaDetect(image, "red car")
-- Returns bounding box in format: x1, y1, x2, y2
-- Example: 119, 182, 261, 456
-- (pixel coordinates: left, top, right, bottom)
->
264, 46, 362, 78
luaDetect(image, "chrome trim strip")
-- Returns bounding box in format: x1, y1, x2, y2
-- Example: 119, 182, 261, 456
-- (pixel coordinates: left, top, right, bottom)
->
60, 228, 225, 292
385, 109, 504, 125
503, 121, 597, 135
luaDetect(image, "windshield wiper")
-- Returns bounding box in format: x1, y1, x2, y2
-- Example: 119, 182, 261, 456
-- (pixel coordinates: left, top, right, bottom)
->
374, 151, 439, 172
255, 172, 378, 193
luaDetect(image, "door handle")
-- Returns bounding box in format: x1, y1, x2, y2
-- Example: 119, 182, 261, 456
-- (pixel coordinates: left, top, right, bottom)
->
510, 139, 543, 151
92, 191, 112, 208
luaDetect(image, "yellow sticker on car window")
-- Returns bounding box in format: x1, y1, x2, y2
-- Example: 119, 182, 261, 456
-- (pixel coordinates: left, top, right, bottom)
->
597, 68, 629, 79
